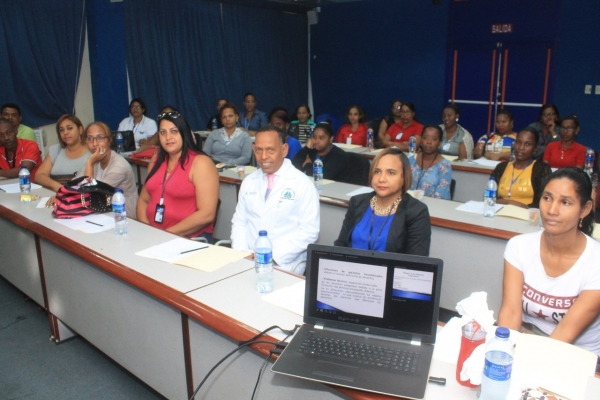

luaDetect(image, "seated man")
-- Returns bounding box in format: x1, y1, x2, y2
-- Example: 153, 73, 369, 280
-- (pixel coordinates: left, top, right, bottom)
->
1, 103, 37, 142
0, 118, 42, 180
231, 125, 320, 275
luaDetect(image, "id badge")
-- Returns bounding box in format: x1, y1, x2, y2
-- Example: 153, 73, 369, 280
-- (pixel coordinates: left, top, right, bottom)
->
395, 132, 403, 141
442, 142, 451, 152
154, 204, 165, 224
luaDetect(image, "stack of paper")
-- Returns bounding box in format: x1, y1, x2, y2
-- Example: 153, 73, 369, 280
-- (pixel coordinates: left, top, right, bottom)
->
262, 281, 305, 316
495, 204, 529, 221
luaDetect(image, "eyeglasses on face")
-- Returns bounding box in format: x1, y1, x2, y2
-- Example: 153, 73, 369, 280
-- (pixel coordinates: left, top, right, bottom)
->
130, 105, 142, 110
157, 111, 181, 120
392, 105, 402, 110
86, 135, 107, 143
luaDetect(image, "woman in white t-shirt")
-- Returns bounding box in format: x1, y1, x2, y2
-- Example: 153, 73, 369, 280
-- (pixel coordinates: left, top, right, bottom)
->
498, 167, 600, 356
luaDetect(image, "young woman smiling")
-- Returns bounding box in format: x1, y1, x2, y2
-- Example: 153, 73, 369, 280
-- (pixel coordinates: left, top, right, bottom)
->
335, 105, 369, 146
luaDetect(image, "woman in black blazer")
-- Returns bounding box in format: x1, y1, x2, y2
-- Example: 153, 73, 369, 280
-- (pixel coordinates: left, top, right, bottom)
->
334, 148, 431, 255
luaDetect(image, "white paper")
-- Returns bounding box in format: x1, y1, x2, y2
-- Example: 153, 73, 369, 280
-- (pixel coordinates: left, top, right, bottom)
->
346, 186, 373, 197
456, 200, 504, 214
0, 183, 43, 193
37, 197, 51, 208
135, 238, 209, 263
262, 281, 305, 316
53, 214, 115, 233
468, 158, 501, 167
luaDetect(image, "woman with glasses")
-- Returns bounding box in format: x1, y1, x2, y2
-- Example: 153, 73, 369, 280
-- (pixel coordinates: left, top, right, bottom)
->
335, 105, 369, 146
377, 99, 403, 147
473, 109, 517, 161
382, 102, 424, 152
78, 121, 138, 217
439, 104, 474, 160
528, 104, 561, 160
117, 98, 158, 150
36, 114, 90, 194
239, 93, 268, 137
137, 112, 219, 240
203, 103, 252, 166
543, 115, 587, 169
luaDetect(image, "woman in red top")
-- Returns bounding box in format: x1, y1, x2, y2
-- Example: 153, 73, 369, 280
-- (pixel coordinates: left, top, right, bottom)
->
383, 102, 424, 151
137, 111, 219, 240
335, 105, 368, 146
543, 115, 587, 169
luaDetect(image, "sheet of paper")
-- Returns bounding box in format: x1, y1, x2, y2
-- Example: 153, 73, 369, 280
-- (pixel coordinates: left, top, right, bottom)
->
310, 177, 334, 185
495, 204, 529, 221
262, 281, 305, 316
53, 214, 115, 233
174, 245, 251, 272
468, 158, 500, 167
346, 186, 373, 197
442, 155, 458, 161
333, 143, 361, 150
456, 200, 504, 214
135, 238, 208, 263
0, 183, 43, 193
37, 197, 51, 208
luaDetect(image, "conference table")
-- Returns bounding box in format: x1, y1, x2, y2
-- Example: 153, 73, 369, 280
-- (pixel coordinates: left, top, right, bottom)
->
0, 181, 480, 400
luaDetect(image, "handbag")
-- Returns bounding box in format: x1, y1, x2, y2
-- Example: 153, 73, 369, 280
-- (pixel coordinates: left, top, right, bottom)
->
52, 176, 116, 219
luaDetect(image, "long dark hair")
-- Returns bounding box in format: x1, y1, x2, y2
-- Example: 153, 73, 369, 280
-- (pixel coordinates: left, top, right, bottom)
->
145, 113, 206, 182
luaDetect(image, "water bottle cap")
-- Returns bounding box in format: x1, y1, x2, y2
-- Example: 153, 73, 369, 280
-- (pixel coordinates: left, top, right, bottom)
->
495, 327, 510, 338
259, 230, 268, 236
489, 176, 495, 181
115, 188, 123, 193
21, 166, 27, 169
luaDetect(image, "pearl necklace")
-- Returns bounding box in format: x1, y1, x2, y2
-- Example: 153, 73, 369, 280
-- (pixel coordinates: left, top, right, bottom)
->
370, 196, 402, 216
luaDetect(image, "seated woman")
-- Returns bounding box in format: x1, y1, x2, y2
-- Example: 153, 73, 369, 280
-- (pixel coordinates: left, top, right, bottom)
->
335, 105, 369, 146
36, 114, 90, 193
288, 104, 316, 145
543, 114, 587, 169
80, 122, 139, 217
292, 121, 347, 181
203, 103, 252, 166
383, 102, 424, 152
137, 112, 219, 240
117, 98, 158, 150
238, 93, 268, 137
137, 105, 179, 151
473, 109, 517, 161
491, 127, 552, 209
439, 104, 474, 160
409, 125, 452, 200
269, 108, 301, 160
377, 99, 403, 147
528, 103, 561, 160
498, 168, 600, 356
334, 148, 431, 255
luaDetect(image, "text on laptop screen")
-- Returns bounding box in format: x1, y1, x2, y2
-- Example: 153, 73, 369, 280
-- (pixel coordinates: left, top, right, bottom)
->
308, 251, 438, 336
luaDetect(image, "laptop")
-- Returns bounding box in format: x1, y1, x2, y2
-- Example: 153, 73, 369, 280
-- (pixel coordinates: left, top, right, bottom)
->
271, 244, 443, 399
110, 130, 136, 152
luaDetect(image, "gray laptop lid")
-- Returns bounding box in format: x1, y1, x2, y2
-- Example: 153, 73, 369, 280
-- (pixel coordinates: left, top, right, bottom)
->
304, 244, 443, 345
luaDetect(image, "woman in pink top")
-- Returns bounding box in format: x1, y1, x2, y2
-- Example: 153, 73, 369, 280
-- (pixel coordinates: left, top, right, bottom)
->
137, 111, 219, 240
335, 105, 368, 146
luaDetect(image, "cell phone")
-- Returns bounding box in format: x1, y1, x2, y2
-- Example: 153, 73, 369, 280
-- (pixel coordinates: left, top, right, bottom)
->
154, 204, 165, 224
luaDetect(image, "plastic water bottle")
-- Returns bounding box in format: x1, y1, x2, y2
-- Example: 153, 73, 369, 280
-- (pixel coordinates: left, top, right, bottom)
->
254, 230, 273, 293
479, 327, 514, 400
212, 117, 218, 130
509, 143, 515, 162
585, 148, 595, 177
116, 132, 124, 154
19, 166, 31, 203
367, 128, 374, 151
483, 177, 497, 218
112, 188, 128, 235
494, 137, 504, 154
313, 157, 324, 191
408, 135, 417, 156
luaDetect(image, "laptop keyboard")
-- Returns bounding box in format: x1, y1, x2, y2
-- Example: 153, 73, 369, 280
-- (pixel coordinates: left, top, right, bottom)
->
298, 333, 420, 373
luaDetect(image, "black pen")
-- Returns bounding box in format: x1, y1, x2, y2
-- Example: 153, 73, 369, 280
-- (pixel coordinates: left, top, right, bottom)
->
180, 247, 207, 254
86, 221, 103, 227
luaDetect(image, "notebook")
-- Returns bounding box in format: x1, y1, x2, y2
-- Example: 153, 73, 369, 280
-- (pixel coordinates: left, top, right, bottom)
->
271, 244, 443, 399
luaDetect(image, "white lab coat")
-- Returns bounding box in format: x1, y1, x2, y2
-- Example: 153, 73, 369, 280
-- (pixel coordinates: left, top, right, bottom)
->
231, 159, 320, 274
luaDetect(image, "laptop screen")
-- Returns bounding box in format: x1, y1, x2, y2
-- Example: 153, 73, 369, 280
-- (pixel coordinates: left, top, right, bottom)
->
304, 245, 443, 343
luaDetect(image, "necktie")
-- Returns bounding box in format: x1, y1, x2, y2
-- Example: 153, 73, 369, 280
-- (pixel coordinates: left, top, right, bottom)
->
264, 173, 275, 200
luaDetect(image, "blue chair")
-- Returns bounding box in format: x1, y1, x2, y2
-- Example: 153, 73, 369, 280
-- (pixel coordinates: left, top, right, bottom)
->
315, 113, 342, 138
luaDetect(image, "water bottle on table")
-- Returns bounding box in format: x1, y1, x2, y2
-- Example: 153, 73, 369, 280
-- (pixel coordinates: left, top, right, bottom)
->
19, 166, 31, 203
313, 156, 324, 191
479, 327, 514, 400
254, 230, 273, 293
483, 177, 497, 218
212, 117, 218, 131
116, 132, 124, 154
112, 188, 128, 235
585, 148, 595, 177
408, 135, 417, 157
367, 128, 374, 151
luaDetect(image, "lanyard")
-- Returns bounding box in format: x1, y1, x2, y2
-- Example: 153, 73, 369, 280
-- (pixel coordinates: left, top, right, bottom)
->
367, 209, 393, 250
159, 161, 176, 205
508, 160, 534, 198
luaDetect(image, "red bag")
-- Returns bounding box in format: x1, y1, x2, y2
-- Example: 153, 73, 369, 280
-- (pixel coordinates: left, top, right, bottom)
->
52, 176, 115, 219
130, 146, 158, 160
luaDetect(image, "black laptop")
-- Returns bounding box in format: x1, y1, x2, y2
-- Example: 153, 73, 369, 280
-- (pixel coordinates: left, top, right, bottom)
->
271, 244, 443, 399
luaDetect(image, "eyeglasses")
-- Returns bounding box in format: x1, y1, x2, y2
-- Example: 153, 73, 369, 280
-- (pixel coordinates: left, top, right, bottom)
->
392, 106, 402, 110
560, 126, 576, 132
157, 111, 181, 120
86, 135, 107, 143
130, 105, 142, 109
542, 112, 556, 117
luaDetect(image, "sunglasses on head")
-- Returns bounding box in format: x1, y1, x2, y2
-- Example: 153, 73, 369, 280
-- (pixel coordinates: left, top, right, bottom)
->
157, 111, 181, 120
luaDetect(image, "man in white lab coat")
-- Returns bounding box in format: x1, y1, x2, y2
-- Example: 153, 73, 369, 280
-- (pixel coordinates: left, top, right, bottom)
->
231, 124, 320, 275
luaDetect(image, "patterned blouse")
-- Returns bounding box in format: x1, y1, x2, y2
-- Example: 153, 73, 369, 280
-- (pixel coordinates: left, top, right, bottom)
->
409, 156, 453, 200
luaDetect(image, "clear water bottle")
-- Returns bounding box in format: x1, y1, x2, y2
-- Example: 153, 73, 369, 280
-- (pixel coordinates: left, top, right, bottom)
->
509, 143, 515, 162
254, 230, 273, 293
19, 166, 31, 203
116, 132, 124, 154
408, 135, 417, 156
483, 176, 497, 218
112, 188, 128, 235
313, 156, 324, 191
367, 128, 374, 151
211, 117, 218, 130
479, 327, 514, 400
584, 148, 595, 177
494, 137, 504, 154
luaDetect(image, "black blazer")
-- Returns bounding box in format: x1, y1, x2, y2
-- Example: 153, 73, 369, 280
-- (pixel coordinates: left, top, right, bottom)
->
334, 191, 431, 256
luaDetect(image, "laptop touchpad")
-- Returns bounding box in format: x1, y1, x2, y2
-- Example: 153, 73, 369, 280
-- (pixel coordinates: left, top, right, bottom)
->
312, 370, 355, 382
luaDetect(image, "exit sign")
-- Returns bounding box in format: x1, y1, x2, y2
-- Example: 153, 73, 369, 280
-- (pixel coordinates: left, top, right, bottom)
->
491, 23, 513, 34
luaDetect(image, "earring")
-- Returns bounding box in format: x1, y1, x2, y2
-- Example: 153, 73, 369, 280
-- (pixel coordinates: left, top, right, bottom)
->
579, 218, 583, 228
455, 118, 459, 122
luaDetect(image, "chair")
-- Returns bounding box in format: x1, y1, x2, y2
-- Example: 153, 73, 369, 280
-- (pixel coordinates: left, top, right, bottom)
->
192, 199, 224, 244
339, 152, 371, 186
33, 128, 46, 158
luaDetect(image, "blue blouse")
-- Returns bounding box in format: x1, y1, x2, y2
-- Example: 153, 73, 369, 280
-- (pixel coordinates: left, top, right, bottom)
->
409, 156, 452, 200
286, 136, 302, 160
350, 206, 394, 251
